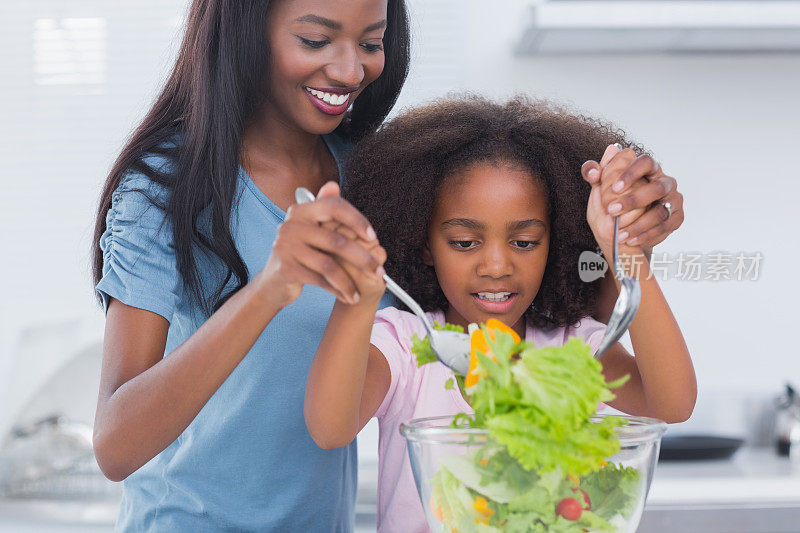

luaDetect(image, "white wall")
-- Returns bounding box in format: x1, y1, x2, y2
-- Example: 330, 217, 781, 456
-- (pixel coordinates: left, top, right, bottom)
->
0, 0, 187, 435
0, 0, 798, 437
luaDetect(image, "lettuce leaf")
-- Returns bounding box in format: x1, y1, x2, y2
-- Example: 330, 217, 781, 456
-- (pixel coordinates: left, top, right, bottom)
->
580, 463, 641, 521
411, 321, 465, 366
470, 334, 627, 476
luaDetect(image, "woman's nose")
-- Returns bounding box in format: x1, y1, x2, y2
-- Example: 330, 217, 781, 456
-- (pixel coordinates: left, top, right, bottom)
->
325, 44, 364, 88
476, 245, 513, 279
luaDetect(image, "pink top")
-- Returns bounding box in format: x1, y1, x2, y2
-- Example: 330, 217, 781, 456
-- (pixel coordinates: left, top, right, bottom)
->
370, 307, 607, 533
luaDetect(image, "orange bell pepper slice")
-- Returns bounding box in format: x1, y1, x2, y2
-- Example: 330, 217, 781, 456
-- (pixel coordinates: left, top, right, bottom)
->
465, 319, 520, 388
473, 496, 495, 517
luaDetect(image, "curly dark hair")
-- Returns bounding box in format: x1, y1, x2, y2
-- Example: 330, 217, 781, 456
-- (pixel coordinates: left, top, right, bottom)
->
343, 95, 646, 329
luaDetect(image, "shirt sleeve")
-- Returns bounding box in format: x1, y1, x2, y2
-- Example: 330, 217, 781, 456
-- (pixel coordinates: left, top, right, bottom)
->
370, 308, 416, 421
95, 171, 181, 322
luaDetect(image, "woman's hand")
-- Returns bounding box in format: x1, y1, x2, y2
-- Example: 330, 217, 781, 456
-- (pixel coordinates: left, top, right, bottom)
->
582, 144, 684, 255
585, 148, 647, 255
321, 219, 387, 309
255, 182, 382, 308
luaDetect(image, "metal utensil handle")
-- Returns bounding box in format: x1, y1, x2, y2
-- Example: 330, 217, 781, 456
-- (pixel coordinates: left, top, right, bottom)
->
595, 321, 625, 358
612, 216, 625, 280
382, 275, 436, 337
595, 216, 623, 358
293, 188, 436, 338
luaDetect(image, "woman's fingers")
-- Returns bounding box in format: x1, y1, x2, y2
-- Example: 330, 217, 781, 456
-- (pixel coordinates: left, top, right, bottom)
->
287, 183, 377, 243
585, 146, 685, 252
293, 244, 361, 304
337, 244, 387, 302
609, 153, 661, 194
273, 181, 388, 305
269, 228, 355, 304
318, 217, 387, 302
620, 190, 685, 247
598, 148, 637, 192
296, 221, 381, 275
321, 219, 351, 239
316, 180, 342, 200
596, 149, 640, 218
278, 220, 383, 302
321, 220, 384, 261
267, 184, 383, 304
607, 176, 675, 217
290, 260, 351, 303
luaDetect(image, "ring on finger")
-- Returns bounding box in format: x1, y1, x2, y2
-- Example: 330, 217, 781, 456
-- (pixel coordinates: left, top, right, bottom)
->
661, 200, 673, 220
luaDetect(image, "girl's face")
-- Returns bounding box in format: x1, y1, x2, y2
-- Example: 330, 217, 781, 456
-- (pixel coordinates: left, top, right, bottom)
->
425, 161, 550, 339
265, 0, 388, 135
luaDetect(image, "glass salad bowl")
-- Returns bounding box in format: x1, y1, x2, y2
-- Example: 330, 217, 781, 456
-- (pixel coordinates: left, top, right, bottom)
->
400, 414, 666, 533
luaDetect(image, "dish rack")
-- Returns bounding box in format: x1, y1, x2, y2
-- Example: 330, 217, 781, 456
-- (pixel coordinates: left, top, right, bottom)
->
0, 415, 121, 501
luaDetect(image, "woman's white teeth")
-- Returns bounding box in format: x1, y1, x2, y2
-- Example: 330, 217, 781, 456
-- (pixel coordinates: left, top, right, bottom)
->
306, 87, 349, 106
477, 292, 511, 302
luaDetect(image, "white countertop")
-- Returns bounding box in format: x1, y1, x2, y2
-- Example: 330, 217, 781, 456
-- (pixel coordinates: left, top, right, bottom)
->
647, 447, 800, 507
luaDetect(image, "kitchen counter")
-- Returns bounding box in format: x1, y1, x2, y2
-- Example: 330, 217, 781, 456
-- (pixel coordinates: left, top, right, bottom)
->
640, 448, 800, 533
357, 447, 800, 532
2, 448, 798, 532
648, 447, 800, 506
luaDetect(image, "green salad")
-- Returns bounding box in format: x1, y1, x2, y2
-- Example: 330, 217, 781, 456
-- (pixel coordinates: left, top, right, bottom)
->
412, 322, 640, 532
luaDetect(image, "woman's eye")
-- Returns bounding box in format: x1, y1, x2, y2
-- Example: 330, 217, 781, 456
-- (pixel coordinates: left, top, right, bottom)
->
512, 240, 540, 249
450, 240, 477, 249
360, 42, 384, 53
299, 37, 329, 49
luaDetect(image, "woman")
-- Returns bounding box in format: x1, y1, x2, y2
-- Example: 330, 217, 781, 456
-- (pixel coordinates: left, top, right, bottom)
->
90, 0, 683, 530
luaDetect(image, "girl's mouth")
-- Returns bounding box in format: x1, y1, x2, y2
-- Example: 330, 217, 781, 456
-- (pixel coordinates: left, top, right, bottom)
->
304, 86, 353, 116
472, 292, 518, 314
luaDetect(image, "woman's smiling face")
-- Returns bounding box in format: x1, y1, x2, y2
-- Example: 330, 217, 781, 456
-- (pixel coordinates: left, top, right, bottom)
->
425, 161, 551, 338
265, 0, 388, 135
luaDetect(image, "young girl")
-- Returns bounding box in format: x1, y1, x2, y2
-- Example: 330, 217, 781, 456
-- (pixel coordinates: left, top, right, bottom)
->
304, 96, 696, 532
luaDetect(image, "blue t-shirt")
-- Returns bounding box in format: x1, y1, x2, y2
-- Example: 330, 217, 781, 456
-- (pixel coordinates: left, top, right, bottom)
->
96, 133, 382, 531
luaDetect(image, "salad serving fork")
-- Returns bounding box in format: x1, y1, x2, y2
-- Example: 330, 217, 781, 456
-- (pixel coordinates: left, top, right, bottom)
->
594, 216, 642, 358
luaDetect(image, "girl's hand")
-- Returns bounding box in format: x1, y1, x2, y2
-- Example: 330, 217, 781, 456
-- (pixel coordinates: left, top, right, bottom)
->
256, 182, 381, 308
582, 144, 684, 254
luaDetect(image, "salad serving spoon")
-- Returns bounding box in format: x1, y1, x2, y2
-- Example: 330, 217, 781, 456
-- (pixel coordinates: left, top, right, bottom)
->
294, 187, 472, 375
594, 216, 642, 358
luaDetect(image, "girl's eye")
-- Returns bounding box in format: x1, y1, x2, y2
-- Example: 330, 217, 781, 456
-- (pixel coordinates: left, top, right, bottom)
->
360, 42, 384, 53
449, 240, 477, 250
299, 37, 329, 49
512, 240, 540, 249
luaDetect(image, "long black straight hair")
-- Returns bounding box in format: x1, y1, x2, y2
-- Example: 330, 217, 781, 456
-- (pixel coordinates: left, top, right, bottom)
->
91, 0, 410, 318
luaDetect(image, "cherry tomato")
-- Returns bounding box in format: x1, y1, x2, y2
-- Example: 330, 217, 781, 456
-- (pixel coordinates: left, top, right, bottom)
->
556, 497, 583, 521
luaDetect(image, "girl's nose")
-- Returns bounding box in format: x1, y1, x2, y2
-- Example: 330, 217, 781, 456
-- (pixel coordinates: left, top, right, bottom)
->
476, 244, 514, 279
326, 44, 364, 88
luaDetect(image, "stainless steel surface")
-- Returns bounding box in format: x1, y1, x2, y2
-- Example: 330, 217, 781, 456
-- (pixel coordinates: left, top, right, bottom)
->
595, 216, 641, 358
0, 416, 119, 502
293, 187, 472, 375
